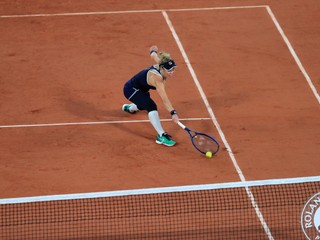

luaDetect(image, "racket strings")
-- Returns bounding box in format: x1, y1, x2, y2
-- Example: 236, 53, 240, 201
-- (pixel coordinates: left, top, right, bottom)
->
192, 134, 219, 154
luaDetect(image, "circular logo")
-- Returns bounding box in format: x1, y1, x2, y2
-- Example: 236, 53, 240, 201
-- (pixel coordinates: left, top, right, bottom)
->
301, 192, 320, 240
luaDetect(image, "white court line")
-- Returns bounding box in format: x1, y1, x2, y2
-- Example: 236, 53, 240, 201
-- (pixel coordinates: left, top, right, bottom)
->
162, 10, 274, 240
266, 6, 320, 105
0, 117, 210, 129
0, 5, 267, 18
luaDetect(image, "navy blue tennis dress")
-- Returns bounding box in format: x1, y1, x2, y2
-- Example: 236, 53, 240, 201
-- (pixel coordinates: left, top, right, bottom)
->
123, 65, 162, 112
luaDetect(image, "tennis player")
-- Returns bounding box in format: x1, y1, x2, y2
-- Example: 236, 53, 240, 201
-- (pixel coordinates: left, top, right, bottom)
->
122, 45, 179, 147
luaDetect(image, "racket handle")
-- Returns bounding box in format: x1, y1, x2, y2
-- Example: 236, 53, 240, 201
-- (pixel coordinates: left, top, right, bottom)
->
177, 121, 186, 129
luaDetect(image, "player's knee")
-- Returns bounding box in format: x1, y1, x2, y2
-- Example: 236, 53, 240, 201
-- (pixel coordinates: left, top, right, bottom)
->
146, 102, 157, 112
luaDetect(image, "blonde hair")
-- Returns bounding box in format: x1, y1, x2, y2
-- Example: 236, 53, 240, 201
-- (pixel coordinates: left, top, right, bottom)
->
159, 52, 172, 65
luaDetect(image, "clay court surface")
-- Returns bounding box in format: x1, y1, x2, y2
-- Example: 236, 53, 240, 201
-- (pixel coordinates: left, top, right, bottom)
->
1, 0, 320, 199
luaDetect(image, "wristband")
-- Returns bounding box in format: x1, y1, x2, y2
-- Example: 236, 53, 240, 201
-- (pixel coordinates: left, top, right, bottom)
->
170, 110, 178, 116
150, 50, 157, 55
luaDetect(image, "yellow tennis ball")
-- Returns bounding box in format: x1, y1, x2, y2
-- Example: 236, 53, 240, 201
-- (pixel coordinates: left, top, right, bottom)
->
206, 151, 213, 158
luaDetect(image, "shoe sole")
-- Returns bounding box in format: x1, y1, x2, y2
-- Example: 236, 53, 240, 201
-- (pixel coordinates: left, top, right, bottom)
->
156, 140, 176, 147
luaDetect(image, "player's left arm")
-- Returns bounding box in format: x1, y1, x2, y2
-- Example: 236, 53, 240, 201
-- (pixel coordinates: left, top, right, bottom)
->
150, 45, 160, 64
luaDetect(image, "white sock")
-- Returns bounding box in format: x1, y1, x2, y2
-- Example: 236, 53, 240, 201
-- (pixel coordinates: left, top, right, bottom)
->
148, 110, 165, 136
129, 104, 139, 112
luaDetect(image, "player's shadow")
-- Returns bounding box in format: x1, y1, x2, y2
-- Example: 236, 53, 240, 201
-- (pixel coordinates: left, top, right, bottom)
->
64, 98, 152, 140
112, 121, 153, 141
64, 98, 121, 120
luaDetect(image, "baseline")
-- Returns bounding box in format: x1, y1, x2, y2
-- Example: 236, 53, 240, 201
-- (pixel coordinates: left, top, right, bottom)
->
0, 5, 267, 18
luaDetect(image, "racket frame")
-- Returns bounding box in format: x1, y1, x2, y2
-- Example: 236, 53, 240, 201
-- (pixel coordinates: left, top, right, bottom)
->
178, 121, 219, 155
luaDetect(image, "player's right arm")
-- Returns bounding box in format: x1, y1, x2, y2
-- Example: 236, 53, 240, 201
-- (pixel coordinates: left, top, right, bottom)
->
150, 74, 179, 124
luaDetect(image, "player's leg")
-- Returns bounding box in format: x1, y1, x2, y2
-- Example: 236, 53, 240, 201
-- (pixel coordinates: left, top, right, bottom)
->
129, 92, 175, 146
122, 85, 140, 114
148, 110, 175, 146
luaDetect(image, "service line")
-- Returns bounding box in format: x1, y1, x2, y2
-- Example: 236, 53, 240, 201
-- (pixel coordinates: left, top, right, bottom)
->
0, 117, 210, 129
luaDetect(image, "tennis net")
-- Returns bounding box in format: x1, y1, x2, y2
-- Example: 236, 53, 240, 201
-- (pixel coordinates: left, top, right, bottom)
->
1, 176, 320, 239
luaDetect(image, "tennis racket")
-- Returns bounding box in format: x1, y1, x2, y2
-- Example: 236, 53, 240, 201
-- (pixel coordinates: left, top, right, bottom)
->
178, 121, 219, 156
